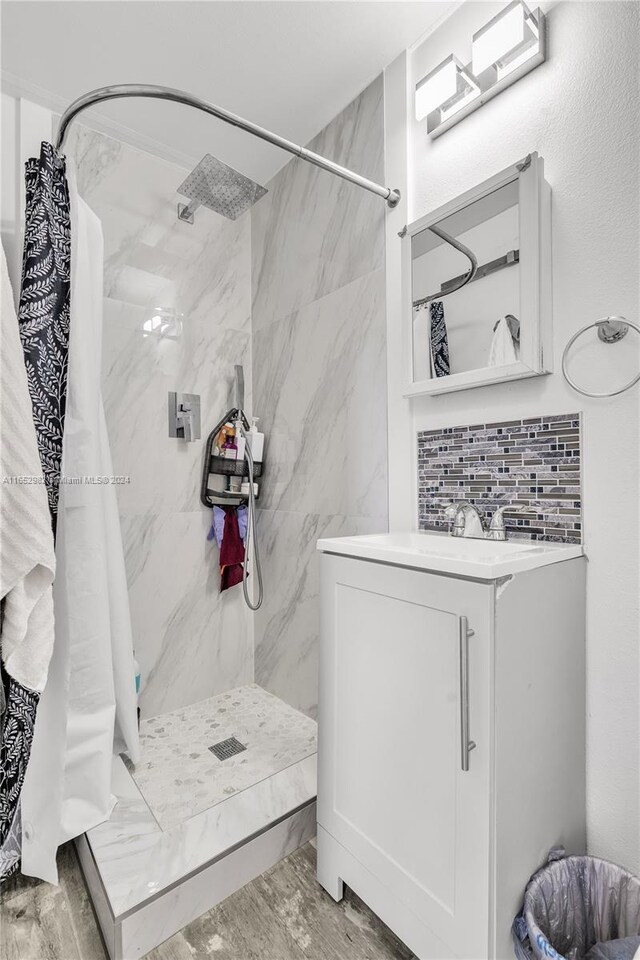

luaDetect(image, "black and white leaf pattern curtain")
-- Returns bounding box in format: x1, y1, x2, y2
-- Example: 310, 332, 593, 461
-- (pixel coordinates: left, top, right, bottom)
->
0, 143, 70, 880
19, 142, 71, 533
0, 683, 40, 878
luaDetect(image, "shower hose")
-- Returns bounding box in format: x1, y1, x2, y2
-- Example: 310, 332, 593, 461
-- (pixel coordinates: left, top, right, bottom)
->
240, 423, 264, 611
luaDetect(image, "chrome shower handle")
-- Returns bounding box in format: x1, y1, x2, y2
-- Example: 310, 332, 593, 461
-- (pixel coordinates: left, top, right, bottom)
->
176, 400, 194, 442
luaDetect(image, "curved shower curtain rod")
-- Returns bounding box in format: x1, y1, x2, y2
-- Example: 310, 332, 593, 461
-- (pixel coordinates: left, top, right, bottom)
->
412, 223, 479, 308
55, 83, 401, 208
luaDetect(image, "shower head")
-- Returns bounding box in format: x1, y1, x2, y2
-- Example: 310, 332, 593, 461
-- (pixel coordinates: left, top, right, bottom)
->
176, 153, 267, 223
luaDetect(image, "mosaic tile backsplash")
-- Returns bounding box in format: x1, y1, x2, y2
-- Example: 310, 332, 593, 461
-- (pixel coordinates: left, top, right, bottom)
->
417, 414, 582, 543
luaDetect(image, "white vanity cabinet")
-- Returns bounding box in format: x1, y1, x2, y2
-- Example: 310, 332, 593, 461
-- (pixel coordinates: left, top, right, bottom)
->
316, 535, 586, 960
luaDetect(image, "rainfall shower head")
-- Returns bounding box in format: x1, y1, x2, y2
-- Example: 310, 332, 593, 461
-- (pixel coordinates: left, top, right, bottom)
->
176, 153, 267, 223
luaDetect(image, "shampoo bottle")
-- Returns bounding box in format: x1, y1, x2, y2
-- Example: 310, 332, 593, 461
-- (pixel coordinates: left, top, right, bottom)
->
248, 417, 264, 463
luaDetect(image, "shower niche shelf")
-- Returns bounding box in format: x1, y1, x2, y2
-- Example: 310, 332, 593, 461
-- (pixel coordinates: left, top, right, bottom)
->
200, 406, 264, 508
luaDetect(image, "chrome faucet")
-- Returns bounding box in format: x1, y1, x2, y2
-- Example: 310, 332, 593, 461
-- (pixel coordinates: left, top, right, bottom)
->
444, 501, 537, 541
443, 502, 486, 539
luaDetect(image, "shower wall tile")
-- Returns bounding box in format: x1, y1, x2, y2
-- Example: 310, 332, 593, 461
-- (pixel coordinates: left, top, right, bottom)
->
69, 125, 251, 334
120, 511, 251, 718
102, 300, 250, 516
254, 509, 386, 718
251, 77, 388, 719
252, 268, 387, 519
417, 413, 582, 542
251, 75, 385, 333
71, 125, 253, 717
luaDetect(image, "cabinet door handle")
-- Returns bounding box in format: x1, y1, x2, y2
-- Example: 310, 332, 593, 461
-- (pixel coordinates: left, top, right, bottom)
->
459, 616, 477, 772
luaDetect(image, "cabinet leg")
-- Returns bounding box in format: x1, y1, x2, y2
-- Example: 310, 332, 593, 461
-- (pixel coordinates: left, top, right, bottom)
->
316, 830, 344, 902
318, 865, 344, 902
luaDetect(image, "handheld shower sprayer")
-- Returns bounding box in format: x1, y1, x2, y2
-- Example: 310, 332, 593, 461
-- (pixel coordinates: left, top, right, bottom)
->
237, 416, 263, 611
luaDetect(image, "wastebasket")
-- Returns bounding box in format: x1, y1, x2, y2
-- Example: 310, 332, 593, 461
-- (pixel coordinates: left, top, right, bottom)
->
512, 849, 640, 960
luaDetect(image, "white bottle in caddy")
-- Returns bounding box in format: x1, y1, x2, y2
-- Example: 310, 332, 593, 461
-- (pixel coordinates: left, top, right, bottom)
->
246, 417, 264, 463
233, 419, 246, 461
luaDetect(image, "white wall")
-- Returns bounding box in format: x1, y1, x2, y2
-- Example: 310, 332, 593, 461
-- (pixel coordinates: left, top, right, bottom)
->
385, 1, 640, 872
1, 93, 53, 293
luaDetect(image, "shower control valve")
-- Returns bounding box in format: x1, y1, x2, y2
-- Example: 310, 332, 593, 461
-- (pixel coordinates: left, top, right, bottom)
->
168, 391, 201, 442
177, 401, 194, 442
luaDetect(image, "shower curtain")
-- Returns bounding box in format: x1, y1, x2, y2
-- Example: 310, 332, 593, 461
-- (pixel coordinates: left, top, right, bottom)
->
18, 148, 140, 883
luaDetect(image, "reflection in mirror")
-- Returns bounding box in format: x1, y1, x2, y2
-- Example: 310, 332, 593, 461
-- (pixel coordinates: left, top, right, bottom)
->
411, 178, 520, 382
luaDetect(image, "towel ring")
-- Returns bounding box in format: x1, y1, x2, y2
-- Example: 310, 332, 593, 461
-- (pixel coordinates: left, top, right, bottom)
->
561, 316, 640, 398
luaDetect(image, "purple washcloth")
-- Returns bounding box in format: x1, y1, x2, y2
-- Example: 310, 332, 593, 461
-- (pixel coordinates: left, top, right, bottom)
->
237, 505, 248, 542
207, 506, 226, 545
207, 505, 248, 545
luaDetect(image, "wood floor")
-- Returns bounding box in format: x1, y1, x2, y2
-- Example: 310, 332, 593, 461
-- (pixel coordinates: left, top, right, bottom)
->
1, 840, 416, 960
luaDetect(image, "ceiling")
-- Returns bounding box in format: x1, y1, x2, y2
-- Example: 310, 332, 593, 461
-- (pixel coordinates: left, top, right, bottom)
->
1, 1, 457, 182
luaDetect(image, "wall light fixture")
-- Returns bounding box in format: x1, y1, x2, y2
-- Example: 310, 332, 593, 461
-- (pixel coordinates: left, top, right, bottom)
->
415, 0, 546, 138
415, 54, 481, 124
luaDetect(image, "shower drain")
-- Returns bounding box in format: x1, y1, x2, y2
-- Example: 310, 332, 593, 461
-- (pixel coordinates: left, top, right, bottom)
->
209, 736, 247, 761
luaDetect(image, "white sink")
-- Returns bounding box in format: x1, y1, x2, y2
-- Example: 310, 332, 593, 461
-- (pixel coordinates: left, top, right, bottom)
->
316, 531, 583, 579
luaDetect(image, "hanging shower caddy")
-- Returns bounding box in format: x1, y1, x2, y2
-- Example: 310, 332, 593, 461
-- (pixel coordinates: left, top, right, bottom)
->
200, 407, 264, 507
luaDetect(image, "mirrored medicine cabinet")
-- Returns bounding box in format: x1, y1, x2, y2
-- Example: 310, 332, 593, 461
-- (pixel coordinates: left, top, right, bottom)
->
401, 152, 552, 396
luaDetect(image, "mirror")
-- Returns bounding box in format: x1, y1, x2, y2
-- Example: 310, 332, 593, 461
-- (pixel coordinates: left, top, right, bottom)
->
403, 153, 551, 396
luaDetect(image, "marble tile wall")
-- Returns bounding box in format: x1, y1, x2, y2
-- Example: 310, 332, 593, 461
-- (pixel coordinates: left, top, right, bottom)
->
68, 125, 253, 718
251, 76, 389, 718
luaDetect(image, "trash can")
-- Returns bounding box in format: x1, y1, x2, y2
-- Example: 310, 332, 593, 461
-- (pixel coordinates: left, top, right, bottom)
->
512, 848, 640, 960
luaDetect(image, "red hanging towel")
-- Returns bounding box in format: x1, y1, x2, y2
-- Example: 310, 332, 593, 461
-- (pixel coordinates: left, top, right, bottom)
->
219, 507, 245, 591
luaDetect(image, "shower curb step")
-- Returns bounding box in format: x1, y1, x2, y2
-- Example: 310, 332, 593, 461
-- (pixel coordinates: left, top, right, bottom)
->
75, 707, 317, 960
76, 800, 316, 960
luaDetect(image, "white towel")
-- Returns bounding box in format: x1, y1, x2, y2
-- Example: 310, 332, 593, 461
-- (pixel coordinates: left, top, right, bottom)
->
488, 317, 518, 367
0, 243, 55, 692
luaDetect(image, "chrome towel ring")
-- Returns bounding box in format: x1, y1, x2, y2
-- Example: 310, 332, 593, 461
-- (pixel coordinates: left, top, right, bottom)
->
561, 316, 640, 398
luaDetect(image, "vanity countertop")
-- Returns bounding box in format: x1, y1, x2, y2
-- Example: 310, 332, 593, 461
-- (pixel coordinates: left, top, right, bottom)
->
316, 531, 584, 580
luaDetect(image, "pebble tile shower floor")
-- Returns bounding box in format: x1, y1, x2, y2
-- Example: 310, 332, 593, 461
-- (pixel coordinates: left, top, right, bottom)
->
126, 684, 318, 829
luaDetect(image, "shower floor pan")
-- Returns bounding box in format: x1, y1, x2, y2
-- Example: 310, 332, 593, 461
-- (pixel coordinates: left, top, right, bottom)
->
76, 684, 317, 960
